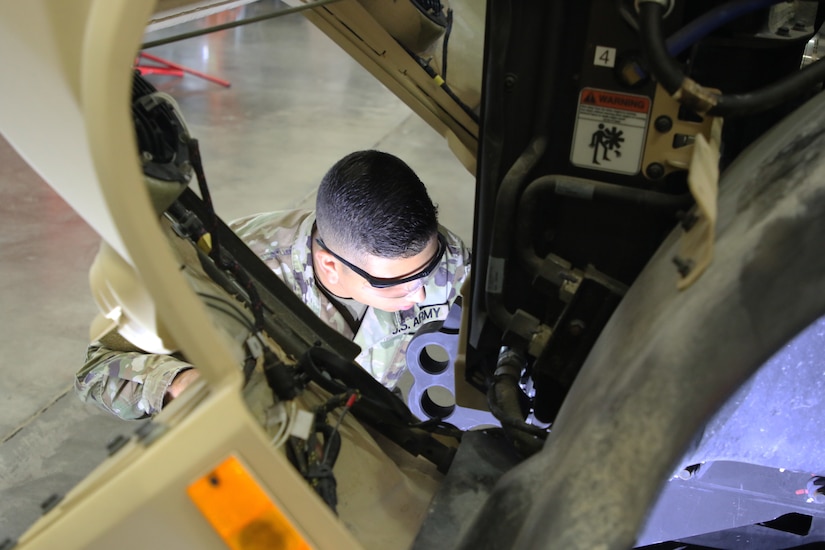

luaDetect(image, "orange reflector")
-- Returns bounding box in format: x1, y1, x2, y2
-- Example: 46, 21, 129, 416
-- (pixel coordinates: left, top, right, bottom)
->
187, 455, 312, 550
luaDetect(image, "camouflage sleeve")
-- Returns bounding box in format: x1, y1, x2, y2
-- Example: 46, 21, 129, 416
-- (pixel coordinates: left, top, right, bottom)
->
74, 341, 193, 420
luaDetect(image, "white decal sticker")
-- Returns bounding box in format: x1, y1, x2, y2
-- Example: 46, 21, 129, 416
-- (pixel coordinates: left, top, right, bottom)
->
570, 88, 651, 175
594, 46, 616, 68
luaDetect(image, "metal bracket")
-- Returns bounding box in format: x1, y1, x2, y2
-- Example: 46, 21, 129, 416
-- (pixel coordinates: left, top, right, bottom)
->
406, 302, 500, 430
676, 117, 722, 290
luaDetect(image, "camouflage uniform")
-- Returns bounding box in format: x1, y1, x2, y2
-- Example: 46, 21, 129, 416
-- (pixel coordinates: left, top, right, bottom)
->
77, 340, 192, 420
76, 210, 471, 420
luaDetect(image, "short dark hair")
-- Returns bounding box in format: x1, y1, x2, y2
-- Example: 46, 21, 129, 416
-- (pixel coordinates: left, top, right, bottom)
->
316, 150, 439, 259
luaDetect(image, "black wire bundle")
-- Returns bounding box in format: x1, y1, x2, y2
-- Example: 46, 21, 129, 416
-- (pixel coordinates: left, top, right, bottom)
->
298, 345, 460, 473
287, 391, 358, 513
185, 139, 266, 333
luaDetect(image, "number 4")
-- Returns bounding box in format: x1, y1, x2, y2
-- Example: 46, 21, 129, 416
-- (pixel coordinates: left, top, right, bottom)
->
594, 46, 616, 68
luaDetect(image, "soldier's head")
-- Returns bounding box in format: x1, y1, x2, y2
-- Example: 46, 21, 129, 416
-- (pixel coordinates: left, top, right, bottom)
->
313, 150, 443, 312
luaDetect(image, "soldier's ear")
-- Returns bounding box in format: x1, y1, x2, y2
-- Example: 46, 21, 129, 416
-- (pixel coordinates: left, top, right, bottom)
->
314, 247, 341, 285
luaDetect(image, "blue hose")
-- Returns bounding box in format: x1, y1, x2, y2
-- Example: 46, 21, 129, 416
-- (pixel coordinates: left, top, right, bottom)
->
666, 0, 788, 56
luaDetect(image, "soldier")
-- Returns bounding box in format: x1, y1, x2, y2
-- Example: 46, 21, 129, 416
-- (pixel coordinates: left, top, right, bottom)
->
75, 149, 471, 420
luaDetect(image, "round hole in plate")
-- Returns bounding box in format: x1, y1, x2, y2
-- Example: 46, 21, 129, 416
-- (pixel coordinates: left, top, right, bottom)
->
420, 385, 456, 419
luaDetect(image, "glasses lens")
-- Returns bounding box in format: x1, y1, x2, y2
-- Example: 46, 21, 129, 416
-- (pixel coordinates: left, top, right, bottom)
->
367, 277, 426, 299
368, 234, 445, 288
317, 233, 445, 289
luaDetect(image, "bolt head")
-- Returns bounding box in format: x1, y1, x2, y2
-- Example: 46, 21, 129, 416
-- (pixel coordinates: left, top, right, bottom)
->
654, 115, 673, 133
646, 162, 665, 179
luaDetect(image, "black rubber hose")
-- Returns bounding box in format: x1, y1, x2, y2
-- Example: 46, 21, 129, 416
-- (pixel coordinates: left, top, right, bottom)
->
713, 58, 825, 116
526, 174, 693, 208
666, 0, 785, 57
484, 1, 567, 332
638, 1, 825, 117
487, 349, 546, 456
486, 136, 547, 329
638, 2, 684, 94
516, 174, 692, 274
487, 382, 547, 440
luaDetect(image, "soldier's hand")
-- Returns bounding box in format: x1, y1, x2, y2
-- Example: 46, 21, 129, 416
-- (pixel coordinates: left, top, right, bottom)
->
166, 368, 201, 401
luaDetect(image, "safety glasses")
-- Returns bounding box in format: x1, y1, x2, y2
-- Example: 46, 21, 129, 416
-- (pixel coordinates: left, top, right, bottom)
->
315, 232, 446, 289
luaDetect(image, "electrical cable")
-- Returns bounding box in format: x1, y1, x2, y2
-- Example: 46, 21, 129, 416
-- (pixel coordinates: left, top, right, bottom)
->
286, 392, 358, 514
321, 392, 358, 465
314, 390, 358, 417
200, 300, 258, 381
298, 345, 459, 472
638, 0, 825, 116
410, 49, 480, 124
197, 291, 253, 320
198, 292, 256, 331
202, 302, 251, 331
300, 346, 412, 419
270, 400, 298, 449
441, 8, 454, 82
287, 430, 338, 512
306, 422, 339, 511
186, 140, 266, 330
197, 294, 260, 382
411, 417, 464, 440
188, 139, 221, 260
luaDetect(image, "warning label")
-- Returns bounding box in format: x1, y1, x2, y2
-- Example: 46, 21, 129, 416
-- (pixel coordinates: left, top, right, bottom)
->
570, 88, 651, 175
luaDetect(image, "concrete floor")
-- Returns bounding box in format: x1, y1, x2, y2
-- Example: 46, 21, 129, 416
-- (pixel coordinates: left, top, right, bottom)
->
0, 1, 475, 542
